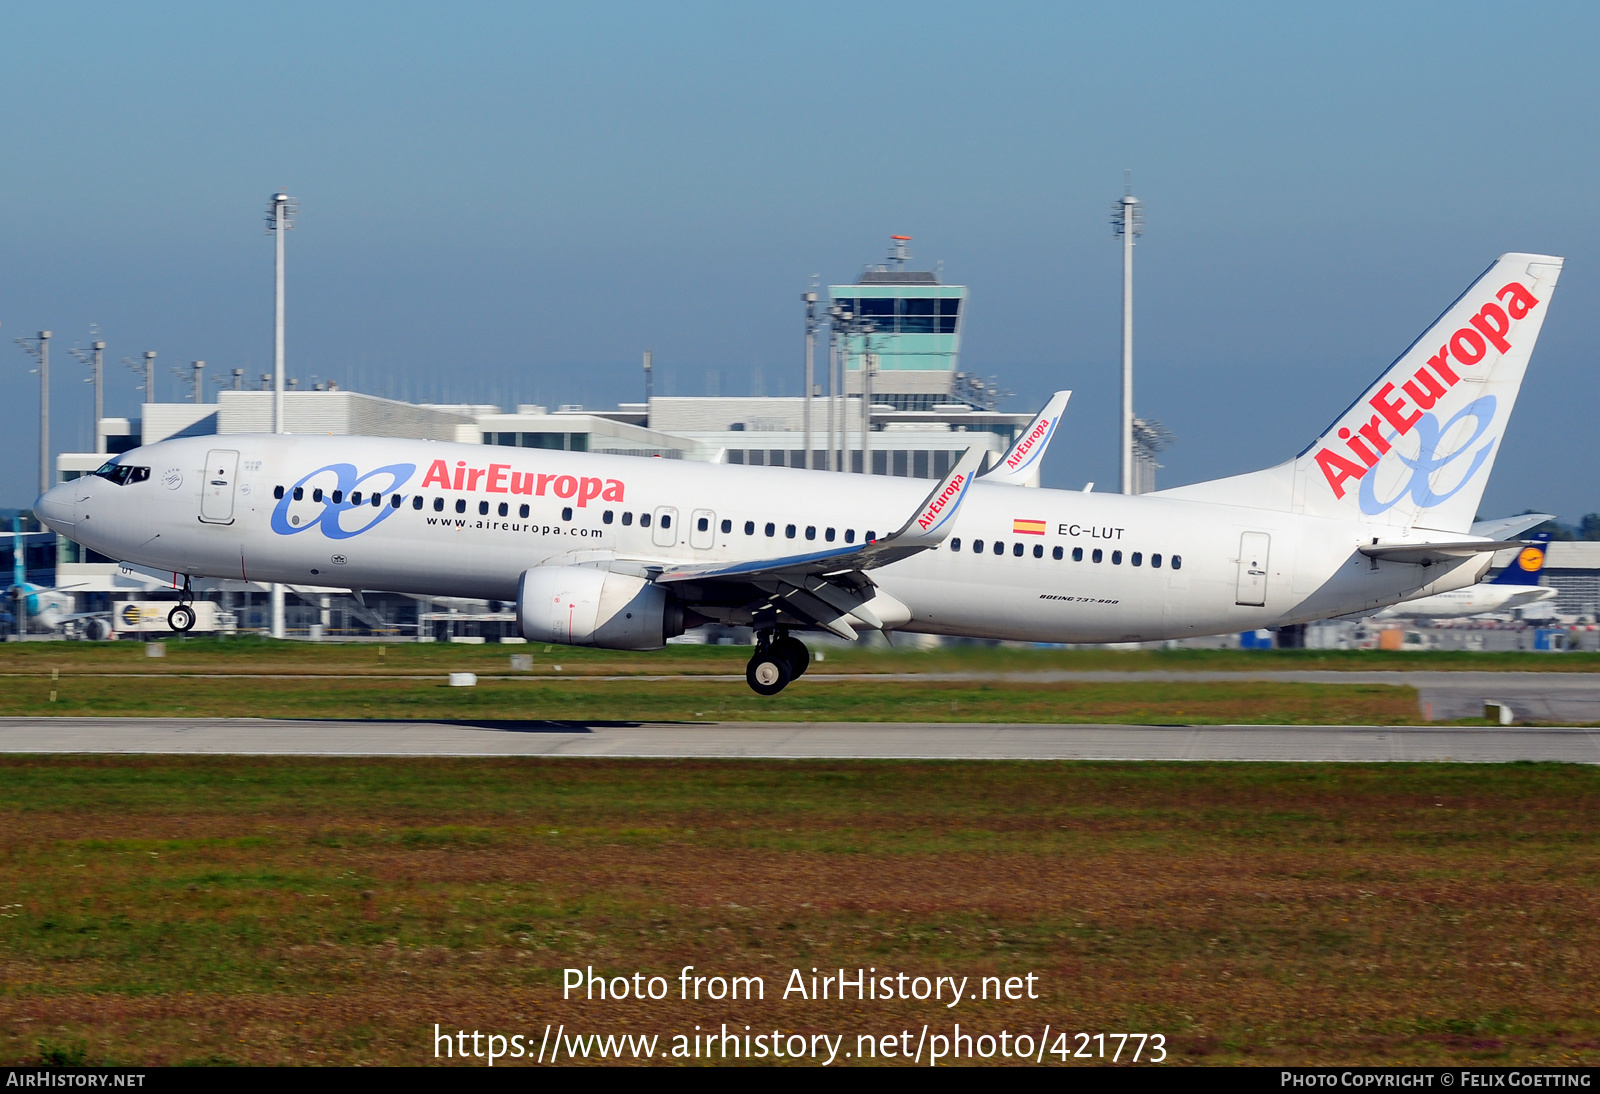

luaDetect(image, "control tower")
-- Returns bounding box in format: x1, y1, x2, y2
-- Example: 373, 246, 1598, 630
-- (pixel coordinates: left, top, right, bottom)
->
830, 237, 969, 409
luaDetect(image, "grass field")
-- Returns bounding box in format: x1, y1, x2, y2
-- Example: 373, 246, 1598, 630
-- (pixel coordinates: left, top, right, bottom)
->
3, 636, 1599, 676
1, 638, 1594, 723
1, 757, 1596, 1067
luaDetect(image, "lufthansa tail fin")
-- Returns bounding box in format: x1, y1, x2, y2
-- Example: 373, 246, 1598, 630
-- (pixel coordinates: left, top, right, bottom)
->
1490, 533, 1553, 586
981, 391, 1070, 486
1154, 254, 1562, 532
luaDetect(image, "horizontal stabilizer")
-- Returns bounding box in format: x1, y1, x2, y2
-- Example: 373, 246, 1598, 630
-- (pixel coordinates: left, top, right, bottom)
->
1359, 539, 1527, 566
1471, 513, 1554, 541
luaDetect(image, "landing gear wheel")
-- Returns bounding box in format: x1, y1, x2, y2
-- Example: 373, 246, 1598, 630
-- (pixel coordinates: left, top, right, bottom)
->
771, 636, 810, 679
746, 650, 792, 696
168, 605, 196, 633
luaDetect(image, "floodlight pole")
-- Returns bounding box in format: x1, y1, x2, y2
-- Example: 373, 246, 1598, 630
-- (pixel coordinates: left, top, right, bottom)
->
91, 341, 105, 453
266, 190, 296, 640
802, 291, 817, 468
15, 331, 52, 497
1112, 179, 1142, 495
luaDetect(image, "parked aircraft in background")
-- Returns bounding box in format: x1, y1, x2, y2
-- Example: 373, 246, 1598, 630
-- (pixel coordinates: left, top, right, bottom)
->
35, 253, 1563, 693
1373, 533, 1557, 619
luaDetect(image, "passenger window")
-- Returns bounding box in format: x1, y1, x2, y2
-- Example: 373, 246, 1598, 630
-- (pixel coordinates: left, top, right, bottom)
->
866, 530, 877, 541
294, 486, 304, 501
660, 514, 671, 529
273, 485, 284, 499
845, 529, 856, 544
1112, 550, 1122, 565
1152, 553, 1162, 568
479, 501, 490, 516
331, 490, 343, 504
1052, 546, 1063, 560
1132, 552, 1142, 566
993, 541, 1004, 556
455, 499, 466, 514
697, 516, 709, 532
1013, 543, 1024, 557
950, 537, 961, 552
785, 524, 796, 539
1172, 555, 1182, 570
374, 493, 384, 507
972, 539, 983, 553
312, 488, 323, 502
640, 513, 651, 528
519, 504, 530, 518
825, 527, 835, 542
390, 494, 401, 508
434, 497, 444, 512
562, 507, 573, 521
1073, 547, 1083, 562
744, 521, 755, 535
412, 495, 423, 510
623, 511, 634, 526
350, 491, 362, 506
497, 502, 508, 517
1033, 544, 1043, 558
765, 522, 775, 537
721, 519, 732, 534
805, 526, 816, 540
603, 510, 613, 524
1092, 549, 1103, 563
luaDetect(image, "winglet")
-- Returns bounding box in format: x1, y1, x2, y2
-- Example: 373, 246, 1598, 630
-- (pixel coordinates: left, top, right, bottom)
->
981, 391, 1070, 485
886, 445, 986, 549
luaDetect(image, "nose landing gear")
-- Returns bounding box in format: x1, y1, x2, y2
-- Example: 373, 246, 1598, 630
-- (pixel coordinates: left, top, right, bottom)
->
168, 576, 196, 633
745, 630, 811, 696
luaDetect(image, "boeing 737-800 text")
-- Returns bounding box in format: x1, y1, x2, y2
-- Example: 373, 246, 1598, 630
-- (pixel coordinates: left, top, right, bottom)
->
35, 253, 1562, 693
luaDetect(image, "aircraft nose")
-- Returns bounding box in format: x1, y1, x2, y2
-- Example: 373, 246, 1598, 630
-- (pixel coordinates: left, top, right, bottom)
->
34, 483, 77, 532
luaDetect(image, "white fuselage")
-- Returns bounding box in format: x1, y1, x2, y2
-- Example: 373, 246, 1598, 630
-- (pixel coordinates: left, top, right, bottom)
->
44, 434, 1492, 643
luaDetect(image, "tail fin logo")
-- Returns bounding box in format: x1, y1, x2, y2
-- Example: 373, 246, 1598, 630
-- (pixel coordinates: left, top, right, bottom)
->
1517, 545, 1545, 571
1005, 418, 1054, 471
1314, 280, 1539, 506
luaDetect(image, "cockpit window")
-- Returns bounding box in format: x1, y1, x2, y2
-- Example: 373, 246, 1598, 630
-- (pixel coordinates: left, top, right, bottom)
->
92, 462, 149, 486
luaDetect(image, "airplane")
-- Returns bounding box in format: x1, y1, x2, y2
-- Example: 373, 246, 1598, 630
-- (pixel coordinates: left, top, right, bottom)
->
4, 515, 83, 634
1370, 532, 1558, 619
34, 252, 1562, 695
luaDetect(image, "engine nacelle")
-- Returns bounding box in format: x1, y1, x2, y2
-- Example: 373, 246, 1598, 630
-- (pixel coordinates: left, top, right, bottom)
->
516, 566, 685, 650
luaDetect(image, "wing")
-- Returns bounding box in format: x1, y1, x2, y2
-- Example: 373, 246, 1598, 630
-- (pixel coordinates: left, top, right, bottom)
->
651, 446, 986, 639
979, 391, 1070, 486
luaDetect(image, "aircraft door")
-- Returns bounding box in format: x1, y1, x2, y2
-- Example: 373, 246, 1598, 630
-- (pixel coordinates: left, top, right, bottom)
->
652, 506, 678, 548
199, 449, 240, 524
690, 509, 716, 550
1235, 531, 1270, 606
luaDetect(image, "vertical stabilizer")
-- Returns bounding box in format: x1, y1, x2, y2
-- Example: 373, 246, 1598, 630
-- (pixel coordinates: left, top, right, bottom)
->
1155, 254, 1562, 532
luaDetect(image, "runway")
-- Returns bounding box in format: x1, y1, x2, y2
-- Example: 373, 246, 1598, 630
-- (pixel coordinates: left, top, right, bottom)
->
2, 716, 1598, 762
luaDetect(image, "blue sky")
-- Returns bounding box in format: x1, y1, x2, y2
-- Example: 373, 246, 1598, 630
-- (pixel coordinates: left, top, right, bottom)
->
2, 1, 1597, 518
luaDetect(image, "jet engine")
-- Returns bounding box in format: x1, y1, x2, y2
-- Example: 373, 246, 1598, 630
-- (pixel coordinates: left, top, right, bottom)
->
516, 566, 686, 649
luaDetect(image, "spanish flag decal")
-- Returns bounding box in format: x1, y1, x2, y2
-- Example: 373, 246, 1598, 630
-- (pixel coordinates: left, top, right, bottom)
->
1013, 518, 1047, 535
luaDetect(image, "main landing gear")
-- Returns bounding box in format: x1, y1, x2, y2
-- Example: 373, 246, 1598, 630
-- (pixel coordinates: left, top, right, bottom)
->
745, 630, 810, 696
168, 576, 196, 634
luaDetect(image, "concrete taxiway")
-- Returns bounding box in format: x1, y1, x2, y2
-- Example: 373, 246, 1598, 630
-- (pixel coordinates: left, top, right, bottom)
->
1, 717, 1597, 762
